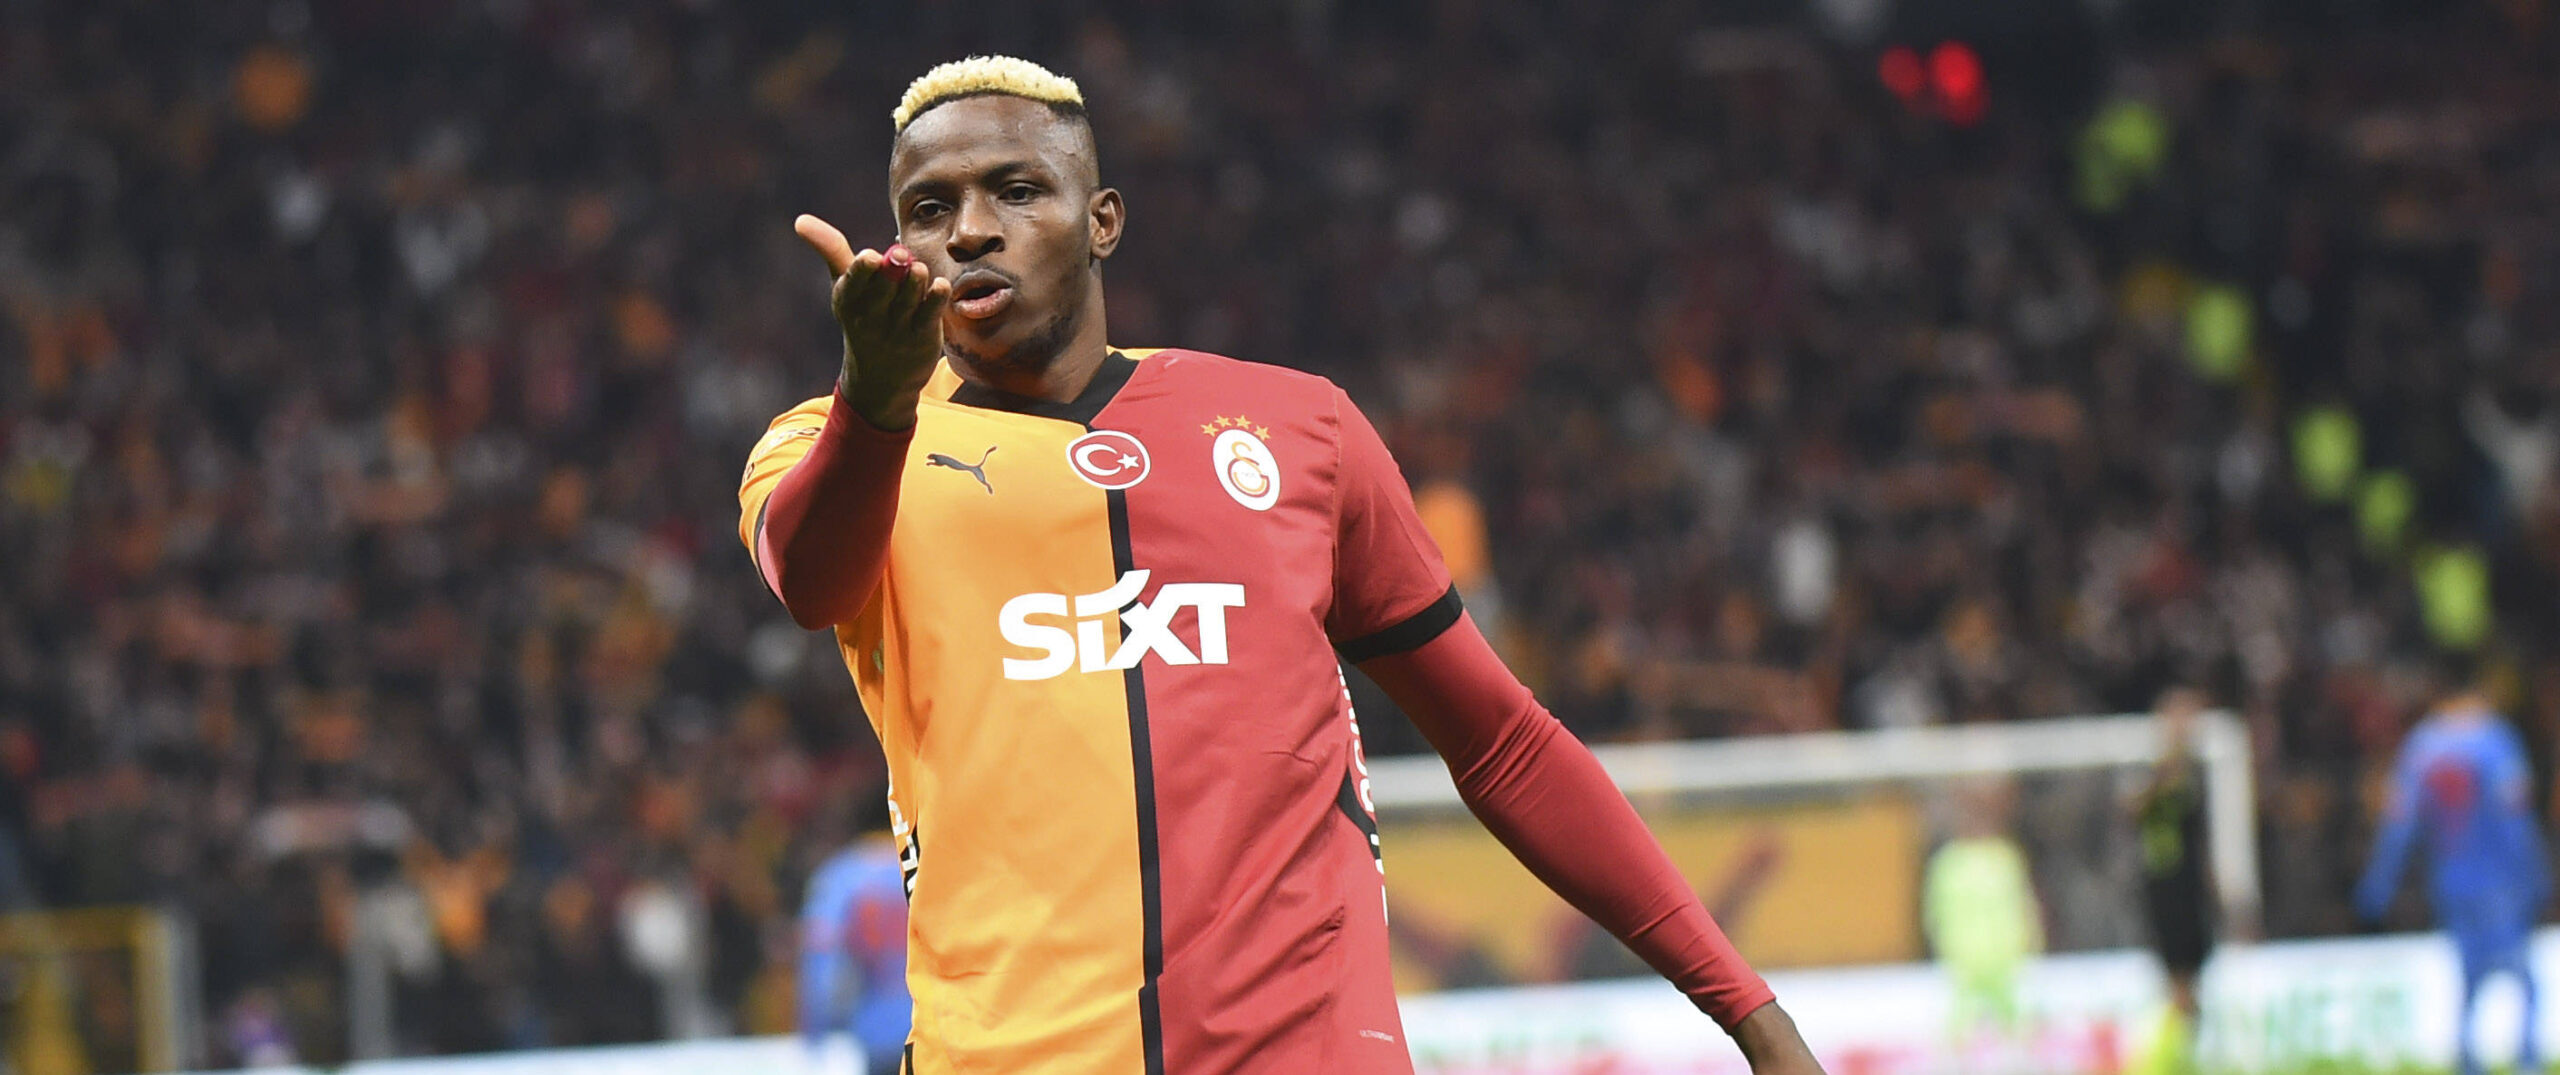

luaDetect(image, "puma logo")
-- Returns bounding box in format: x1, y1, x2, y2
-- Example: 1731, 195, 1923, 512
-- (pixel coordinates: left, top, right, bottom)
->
926, 446, 996, 494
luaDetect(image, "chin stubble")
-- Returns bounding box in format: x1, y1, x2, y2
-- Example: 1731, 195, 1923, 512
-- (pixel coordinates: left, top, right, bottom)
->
942, 289, 1086, 379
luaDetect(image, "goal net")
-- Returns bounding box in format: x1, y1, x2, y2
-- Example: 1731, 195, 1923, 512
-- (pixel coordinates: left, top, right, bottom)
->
1366, 711, 2256, 1056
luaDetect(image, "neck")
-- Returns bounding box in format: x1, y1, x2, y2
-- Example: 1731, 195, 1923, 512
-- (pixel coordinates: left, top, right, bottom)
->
950, 286, 1113, 403
954, 344, 1106, 402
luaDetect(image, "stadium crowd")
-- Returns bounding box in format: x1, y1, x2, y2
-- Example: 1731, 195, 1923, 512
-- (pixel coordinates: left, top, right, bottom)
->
1, 0, 2555, 1064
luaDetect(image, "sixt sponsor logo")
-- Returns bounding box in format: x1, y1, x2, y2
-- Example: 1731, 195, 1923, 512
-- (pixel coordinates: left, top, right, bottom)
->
999, 570, 1244, 681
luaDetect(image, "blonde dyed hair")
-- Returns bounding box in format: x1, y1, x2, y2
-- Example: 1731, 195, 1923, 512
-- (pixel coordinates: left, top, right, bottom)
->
892, 55, 1085, 134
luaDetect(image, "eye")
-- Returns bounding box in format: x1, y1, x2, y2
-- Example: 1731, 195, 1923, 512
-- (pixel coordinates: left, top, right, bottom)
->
999, 183, 1041, 203
908, 199, 950, 223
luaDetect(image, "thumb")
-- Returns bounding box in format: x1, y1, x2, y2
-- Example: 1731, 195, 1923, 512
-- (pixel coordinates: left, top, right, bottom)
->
794, 214, 857, 278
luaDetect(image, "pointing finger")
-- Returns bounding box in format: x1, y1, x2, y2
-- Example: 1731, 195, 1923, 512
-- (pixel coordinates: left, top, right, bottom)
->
793, 214, 856, 278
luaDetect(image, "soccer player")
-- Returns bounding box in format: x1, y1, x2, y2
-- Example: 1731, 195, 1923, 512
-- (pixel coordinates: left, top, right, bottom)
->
799, 798, 911, 1075
2356, 662, 2549, 1075
2130, 688, 2216, 1075
1921, 780, 2042, 1049
739, 56, 1824, 1074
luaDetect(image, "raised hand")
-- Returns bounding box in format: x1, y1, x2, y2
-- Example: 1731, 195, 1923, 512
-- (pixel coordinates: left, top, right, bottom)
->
794, 213, 953, 431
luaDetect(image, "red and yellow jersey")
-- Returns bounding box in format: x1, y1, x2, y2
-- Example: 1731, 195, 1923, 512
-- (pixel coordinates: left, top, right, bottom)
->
739, 349, 1455, 1074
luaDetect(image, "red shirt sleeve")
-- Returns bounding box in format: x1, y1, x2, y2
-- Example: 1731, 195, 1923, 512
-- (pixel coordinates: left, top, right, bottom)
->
749, 390, 913, 630
1327, 388, 1460, 660
1359, 614, 1778, 1030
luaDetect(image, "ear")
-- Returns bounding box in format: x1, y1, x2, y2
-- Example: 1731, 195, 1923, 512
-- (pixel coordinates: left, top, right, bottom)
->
1089, 188, 1124, 261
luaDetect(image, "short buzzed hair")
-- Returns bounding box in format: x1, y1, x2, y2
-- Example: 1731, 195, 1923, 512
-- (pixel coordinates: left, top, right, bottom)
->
893, 55, 1086, 134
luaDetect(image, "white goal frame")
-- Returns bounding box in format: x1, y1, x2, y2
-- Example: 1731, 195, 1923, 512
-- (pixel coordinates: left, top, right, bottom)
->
1364, 711, 2261, 932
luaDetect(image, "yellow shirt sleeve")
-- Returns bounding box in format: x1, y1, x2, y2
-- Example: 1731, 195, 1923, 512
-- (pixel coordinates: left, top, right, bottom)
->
737, 395, 835, 555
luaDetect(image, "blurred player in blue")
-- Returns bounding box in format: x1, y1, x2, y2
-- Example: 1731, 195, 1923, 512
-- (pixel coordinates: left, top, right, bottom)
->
2356, 659, 2550, 1075
800, 795, 911, 1075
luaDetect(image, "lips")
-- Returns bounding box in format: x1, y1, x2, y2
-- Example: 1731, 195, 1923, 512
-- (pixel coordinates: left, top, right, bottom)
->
950, 270, 1017, 321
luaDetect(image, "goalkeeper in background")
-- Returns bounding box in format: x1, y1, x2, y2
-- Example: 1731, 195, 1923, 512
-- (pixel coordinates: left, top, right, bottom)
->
2356, 658, 2549, 1075
1923, 780, 2044, 1054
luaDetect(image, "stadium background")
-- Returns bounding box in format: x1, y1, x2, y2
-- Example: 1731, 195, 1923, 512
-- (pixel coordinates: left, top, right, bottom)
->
2, 0, 2557, 1069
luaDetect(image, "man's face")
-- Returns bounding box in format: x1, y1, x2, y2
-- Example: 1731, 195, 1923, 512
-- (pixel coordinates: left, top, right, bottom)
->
888, 95, 1121, 372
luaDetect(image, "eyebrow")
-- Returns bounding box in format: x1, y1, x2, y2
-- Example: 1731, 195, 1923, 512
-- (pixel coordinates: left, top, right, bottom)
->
895, 159, 1046, 206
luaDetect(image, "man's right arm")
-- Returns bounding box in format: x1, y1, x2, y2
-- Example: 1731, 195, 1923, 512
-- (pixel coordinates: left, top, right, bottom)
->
741, 396, 914, 630
741, 216, 953, 629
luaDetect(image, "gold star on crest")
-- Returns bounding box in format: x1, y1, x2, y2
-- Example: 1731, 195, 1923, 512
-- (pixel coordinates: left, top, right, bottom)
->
1204, 416, 1273, 440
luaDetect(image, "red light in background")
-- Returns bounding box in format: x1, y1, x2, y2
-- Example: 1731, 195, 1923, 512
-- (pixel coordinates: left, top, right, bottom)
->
1878, 46, 1925, 102
1929, 42, 1982, 101
1929, 42, 1986, 126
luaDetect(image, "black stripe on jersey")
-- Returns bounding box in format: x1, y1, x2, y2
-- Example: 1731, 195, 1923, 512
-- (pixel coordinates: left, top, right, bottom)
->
1107, 484, 1167, 1075
948, 351, 1139, 425
1335, 584, 1465, 664
897, 818, 921, 902
1335, 771, 1383, 868
751, 496, 773, 594
900, 1042, 913, 1074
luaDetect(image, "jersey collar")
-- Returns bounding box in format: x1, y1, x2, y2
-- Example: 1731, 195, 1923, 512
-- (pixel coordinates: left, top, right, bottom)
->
941, 351, 1141, 427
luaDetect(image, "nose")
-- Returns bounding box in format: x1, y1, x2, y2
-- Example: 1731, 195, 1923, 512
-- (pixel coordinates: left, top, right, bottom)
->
949, 191, 1003, 263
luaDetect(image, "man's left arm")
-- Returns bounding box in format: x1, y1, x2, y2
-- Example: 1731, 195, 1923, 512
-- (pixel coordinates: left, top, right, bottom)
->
1360, 617, 1816, 1067
1324, 389, 1821, 1071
